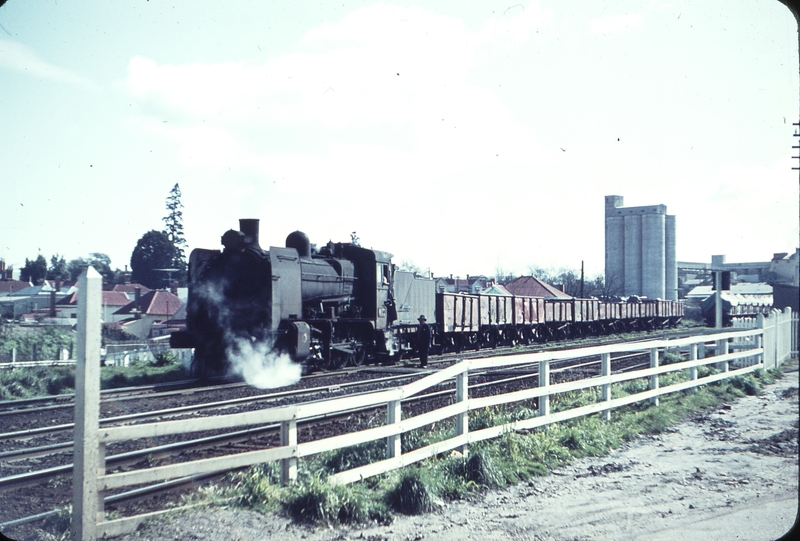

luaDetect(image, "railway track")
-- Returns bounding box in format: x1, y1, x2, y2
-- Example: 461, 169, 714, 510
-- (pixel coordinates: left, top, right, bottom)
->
0, 326, 710, 536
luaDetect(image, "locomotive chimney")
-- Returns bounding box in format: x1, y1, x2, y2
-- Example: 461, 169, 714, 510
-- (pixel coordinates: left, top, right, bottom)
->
239, 219, 261, 249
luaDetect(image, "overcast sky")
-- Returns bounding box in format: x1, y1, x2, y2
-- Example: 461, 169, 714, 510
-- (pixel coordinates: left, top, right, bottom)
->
0, 0, 797, 281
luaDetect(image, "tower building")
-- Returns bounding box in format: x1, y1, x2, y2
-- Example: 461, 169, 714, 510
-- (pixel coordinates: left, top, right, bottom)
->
604, 195, 677, 300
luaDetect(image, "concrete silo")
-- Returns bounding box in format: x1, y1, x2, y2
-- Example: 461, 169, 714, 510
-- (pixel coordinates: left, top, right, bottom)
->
604, 195, 677, 300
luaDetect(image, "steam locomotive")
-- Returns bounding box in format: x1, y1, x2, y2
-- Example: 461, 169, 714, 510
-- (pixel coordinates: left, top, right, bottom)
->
170, 219, 398, 375
171, 219, 684, 376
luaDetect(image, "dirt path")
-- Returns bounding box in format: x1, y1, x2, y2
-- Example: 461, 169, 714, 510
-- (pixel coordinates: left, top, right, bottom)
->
91, 362, 800, 541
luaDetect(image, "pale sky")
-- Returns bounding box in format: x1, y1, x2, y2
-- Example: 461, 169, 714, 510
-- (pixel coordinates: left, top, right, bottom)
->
0, 0, 797, 280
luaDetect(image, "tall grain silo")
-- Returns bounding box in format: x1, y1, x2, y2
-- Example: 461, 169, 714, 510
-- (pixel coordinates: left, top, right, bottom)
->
604, 195, 677, 300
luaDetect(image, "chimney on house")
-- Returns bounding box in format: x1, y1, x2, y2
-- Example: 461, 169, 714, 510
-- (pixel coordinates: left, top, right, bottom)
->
49, 289, 56, 318
134, 286, 142, 320
123, 265, 132, 285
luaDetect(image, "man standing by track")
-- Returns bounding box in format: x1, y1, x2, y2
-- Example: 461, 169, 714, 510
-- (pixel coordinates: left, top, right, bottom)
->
417, 315, 430, 368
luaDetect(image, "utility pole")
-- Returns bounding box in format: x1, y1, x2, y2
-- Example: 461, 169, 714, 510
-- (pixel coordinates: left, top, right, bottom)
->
580, 260, 585, 298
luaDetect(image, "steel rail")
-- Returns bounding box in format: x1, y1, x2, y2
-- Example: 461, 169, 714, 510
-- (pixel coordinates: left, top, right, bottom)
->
0, 368, 356, 414
0, 372, 420, 444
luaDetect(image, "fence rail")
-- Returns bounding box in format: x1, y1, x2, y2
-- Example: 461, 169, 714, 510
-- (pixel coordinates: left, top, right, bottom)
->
70, 293, 795, 539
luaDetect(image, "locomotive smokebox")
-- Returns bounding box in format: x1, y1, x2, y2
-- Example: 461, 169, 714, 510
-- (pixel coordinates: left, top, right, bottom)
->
286, 230, 311, 258
239, 219, 261, 249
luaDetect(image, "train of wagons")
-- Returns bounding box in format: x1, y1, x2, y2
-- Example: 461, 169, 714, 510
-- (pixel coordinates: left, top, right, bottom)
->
170, 219, 685, 376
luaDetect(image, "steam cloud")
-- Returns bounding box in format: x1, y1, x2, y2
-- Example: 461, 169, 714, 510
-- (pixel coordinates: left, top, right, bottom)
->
226, 336, 301, 389
195, 279, 302, 388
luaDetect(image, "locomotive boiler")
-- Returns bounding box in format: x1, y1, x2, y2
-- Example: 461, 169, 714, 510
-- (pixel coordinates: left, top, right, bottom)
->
170, 219, 398, 376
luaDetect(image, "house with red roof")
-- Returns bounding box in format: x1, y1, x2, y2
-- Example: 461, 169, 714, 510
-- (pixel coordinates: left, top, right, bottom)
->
56, 290, 133, 322
114, 290, 184, 339
503, 276, 573, 299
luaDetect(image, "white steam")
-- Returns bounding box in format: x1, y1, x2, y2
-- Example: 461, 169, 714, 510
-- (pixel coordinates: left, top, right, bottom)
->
383, 331, 397, 354
226, 336, 302, 389
195, 279, 302, 388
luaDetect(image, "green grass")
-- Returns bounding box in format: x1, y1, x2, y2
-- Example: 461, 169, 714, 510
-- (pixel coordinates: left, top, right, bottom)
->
213, 363, 787, 527
0, 357, 189, 400
100, 361, 189, 389
0, 365, 76, 400
0, 326, 74, 363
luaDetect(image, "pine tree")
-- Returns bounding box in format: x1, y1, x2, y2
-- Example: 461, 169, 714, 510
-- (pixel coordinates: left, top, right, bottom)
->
162, 183, 188, 283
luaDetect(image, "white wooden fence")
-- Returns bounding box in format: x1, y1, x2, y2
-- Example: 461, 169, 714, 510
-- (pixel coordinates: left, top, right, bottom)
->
70, 274, 796, 540
731, 308, 795, 368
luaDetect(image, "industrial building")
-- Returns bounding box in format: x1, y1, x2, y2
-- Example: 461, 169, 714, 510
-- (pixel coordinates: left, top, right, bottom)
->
604, 195, 677, 301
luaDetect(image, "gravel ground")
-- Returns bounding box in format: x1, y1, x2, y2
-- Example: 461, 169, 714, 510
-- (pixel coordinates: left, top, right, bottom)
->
8, 361, 799, 541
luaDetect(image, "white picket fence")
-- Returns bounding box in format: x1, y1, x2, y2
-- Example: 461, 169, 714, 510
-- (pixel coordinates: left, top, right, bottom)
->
69, 271, 797, 541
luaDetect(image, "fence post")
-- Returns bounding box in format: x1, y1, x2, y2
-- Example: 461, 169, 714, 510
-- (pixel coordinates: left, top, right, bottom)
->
689, 343, 698, 393
386, 400, 402, 459
280, 419, 298, 486
757, 313, 766, 366
96, 443, 106, 522
649, 348, 659, 406
601, 353, 611, 421
770, 310, 779, 368
716, 339, 729, 373
455, 369, 469, 456
538, 359, 550, 417
11, 347, 15, 364
72, 267, 102, 541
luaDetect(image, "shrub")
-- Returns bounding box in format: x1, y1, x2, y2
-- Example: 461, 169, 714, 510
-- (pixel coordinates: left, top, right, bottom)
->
153, 350, 178, 367
729, 375, 761, 396
285, 475, 386, 525
385, 469, 437, 515
231, 463, 282, 510
465, 451, 503, 488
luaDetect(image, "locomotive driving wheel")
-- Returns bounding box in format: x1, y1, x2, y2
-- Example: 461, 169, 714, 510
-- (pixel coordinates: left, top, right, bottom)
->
326, 349, 347, 370
347, 343, 366, 366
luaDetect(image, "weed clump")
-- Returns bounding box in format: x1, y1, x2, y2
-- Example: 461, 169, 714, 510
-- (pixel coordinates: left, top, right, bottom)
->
465, 451, 503, 488
386, 469, 437, 515
285, 474, 388, 525
0, 366, 75, 399
231, 463, 282, 511
729, 374, 761, 396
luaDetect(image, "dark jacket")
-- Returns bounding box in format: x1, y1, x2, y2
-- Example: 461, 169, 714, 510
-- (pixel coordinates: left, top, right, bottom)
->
417, 322, 431, 350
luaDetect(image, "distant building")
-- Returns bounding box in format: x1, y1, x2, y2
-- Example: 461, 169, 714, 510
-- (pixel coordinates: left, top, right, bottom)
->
504, 276, 572, 299
677, 255, 771, 298
114, 289, 184, 339
604, 195, 677, 300
677, 250, 798, 311
57, 290, 133, 322
480, 282, 513, 296
435, 275, 492, 294
768, 250, 799, 311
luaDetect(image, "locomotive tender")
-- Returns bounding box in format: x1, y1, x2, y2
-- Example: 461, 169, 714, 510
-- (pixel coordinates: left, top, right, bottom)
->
171, 219, 685, 376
